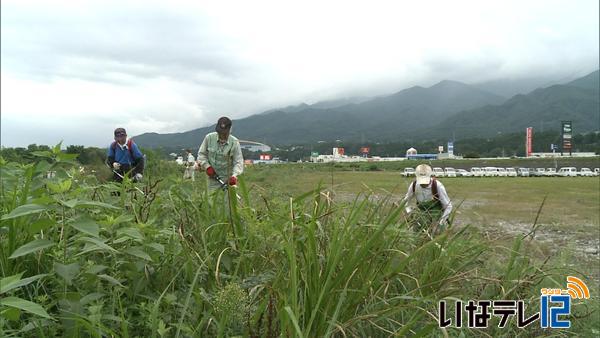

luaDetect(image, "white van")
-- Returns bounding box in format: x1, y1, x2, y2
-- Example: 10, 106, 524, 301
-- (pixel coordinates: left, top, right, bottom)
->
445, 168, 457, 177
433, 167, 445, 177
456, 169, 472, 177
484, 167, 498, 177
471, 167, 483, 177
557, 167, 577, 177
532, 168, 546, 177
580, 168, 594, 177
506, 168, 517, 177
518, 168, 530, 177
545, 168, 557, 177
497, 168, 507, 177
402, 167, 415, 177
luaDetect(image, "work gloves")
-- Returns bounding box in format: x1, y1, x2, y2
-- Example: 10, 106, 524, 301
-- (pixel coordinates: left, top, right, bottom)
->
205, 166, 237, 186
112, 162, 121, 170
134, 173, 143, 182
438, 219, 449, 230
206, 166, 216, 177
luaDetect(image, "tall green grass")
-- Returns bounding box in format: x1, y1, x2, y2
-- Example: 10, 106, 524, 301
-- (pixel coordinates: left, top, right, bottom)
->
1, 150, 596, 337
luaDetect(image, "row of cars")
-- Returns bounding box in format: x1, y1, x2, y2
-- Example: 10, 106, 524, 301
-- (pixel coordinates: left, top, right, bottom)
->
402, 166, 600, 177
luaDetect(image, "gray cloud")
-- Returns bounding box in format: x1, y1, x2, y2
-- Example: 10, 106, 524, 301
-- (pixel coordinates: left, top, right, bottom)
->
2, 5, 248, 83
1, 0, 598, 147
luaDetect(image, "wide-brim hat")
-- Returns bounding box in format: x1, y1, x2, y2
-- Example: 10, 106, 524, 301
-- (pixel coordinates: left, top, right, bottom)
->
415, 164, 433, 185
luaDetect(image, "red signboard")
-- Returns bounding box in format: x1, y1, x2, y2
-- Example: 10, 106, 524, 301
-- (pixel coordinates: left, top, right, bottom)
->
259, 154, 272, 160
360, 147, 370, 154
526, 127, 533, 157
338, 148, 345, 156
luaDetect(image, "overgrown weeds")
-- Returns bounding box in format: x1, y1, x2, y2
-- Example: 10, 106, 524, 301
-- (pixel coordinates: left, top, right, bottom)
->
0, 149, 596, 337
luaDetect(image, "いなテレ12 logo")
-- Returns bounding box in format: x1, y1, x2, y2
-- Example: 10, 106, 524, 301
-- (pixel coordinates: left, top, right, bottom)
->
540, 276, 590, 328
438, 275, 590, 329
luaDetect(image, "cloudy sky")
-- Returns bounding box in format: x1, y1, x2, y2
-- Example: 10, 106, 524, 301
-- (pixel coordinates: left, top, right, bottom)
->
1, 0, 598, 147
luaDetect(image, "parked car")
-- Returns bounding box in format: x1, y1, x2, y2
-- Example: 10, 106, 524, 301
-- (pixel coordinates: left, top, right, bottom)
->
545, 168, 557, 177
445, 167, 457, 177
579, 168, 594, 177
456, 169, 472, 177
471, 167, 483, 177
594, 168, 600, 176
402, 167, 415, 177
497, 168, 507, 177
506, 168, 517, 177
484, 167, 498, 177
531, 168, 546, 177
433, 167, 445, 177
517, 168, 530, 177
557, 167, 577, 177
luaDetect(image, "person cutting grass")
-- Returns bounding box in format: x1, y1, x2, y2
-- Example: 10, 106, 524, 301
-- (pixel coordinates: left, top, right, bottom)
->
402, 164, 453, 236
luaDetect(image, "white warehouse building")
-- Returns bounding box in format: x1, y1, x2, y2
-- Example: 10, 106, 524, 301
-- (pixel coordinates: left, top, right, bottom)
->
239, 140, 271, 152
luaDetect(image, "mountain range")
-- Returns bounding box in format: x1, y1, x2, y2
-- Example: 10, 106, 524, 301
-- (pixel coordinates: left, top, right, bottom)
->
421, 71, 600, 139
134, 70, 599, 149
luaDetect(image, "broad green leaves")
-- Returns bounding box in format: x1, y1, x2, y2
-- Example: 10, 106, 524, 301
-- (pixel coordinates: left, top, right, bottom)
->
9, 239, 55, 259
0, 274, 52, 321
72, 200, 119, 210
1, 204, 47, 220
60, 199, 119, 210
47, 179, 72, 194
76, 237, 117, 256
54, 262, 80, 285
0, 273, 48, 294
70, 217, 100, 238
0, 297, 53, 320
98, 274, 125, 288
117, 227, 144, 241
124, 247, 152, 261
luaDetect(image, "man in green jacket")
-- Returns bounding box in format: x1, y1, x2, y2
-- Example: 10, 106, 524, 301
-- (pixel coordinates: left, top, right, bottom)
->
197, 117, 244, 193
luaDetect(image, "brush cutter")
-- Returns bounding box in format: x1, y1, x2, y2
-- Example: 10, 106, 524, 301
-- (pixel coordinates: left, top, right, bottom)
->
107, 164, 146, 196
213, 174, 242, 201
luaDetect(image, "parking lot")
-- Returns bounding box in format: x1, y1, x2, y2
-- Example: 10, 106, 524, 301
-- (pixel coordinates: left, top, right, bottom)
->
401, 166, 600, 177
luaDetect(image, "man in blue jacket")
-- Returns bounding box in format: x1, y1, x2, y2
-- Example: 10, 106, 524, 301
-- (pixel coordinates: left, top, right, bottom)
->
106, 127, 145, 182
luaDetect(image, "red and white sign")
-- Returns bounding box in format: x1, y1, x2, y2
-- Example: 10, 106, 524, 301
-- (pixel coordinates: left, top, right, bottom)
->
333, 147, 345, 156
526, 127, 533, 157
259, 154, 272, 160
360, 147, 370, 154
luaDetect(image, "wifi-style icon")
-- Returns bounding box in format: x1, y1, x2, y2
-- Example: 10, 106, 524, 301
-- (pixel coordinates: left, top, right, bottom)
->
565, 276, 590, 299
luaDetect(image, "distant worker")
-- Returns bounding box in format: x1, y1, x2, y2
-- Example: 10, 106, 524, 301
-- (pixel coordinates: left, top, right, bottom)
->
106, 127, 145, 183
197, 117, 244, 192
183, 149, 196, 181
402, 164, 453, 235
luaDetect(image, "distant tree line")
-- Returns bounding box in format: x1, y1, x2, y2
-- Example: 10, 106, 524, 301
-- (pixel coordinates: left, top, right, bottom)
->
2, 131, 598, 164
0, 144, 107, 165
259, 131, 600, 161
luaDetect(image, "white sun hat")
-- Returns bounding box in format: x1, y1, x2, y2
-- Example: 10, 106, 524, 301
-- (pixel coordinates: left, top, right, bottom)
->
415, 164, 433, 185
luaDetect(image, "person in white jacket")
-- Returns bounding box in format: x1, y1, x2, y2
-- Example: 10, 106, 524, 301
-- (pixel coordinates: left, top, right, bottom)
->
183, 149, 196, 181
402, 164, 453, 235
